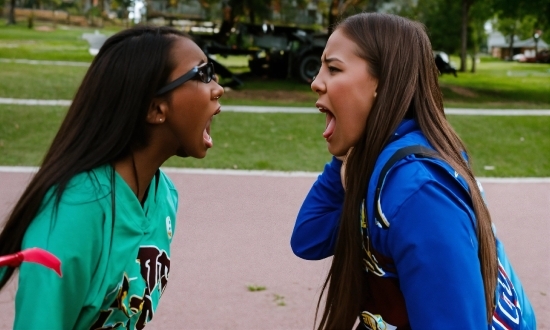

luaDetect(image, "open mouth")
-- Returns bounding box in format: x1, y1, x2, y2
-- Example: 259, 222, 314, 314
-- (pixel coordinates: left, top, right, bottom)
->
203, 107, 221, 148
318, 106, 335, 140
203, 125, 213, 148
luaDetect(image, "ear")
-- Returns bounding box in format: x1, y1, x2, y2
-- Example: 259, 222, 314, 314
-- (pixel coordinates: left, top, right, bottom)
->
146, 98, 168, 124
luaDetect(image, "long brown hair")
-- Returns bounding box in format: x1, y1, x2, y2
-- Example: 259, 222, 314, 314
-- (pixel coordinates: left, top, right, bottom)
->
0, 26, 187, 290
316, 13, 497, 329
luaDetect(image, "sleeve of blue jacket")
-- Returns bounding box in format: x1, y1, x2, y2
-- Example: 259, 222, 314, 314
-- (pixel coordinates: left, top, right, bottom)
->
384, 164, 487, 329
291, 157, 344, 260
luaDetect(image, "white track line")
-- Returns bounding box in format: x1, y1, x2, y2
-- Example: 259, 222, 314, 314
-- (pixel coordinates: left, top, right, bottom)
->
1, 166, 549, 182
0, 58, 90, 67
0, 98, 71, 106
0, 99, 549, 115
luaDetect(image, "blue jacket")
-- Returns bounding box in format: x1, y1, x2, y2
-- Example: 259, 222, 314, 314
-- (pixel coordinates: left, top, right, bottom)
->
291, 119, 535, 330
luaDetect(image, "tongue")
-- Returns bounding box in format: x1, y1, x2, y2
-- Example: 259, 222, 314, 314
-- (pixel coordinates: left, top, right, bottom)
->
323, 113, 335, 139
203, 129, 213, 148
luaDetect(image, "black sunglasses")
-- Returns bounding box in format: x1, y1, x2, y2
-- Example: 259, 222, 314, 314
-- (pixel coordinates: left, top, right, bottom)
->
155, 62, 215, 95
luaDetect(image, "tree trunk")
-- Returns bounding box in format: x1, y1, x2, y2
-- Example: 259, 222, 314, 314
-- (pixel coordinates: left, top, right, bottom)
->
249, 8, 255, 24
507, 22, 516, 61
470, 54, 476, 73
8, 0, 16, 25
460, 0, 472, 72
215, 4, 233, 45
328, 0, 339, 35
367, 0, 379, 12
508, 35, 515, 60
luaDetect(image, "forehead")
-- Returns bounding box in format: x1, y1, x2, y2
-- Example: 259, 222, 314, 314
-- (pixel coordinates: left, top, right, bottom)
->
170, 37, 207, 73
322, 29, 360, 62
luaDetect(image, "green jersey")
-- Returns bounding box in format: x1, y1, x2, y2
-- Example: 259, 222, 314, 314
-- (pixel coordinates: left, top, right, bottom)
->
13, 164, 178, 329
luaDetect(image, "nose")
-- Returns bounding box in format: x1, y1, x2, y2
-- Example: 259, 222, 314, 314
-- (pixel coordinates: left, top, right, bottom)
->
213, 81, 224, 99
311, 73, 323, 94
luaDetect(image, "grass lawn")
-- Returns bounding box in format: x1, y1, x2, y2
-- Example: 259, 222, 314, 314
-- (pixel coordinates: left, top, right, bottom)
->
0, 22, 548, 177
1, 105, 549, 177
0, 19, 119, 62
440, 57, 550, 109
2, 21, 549, 109
0, 62, 88, 99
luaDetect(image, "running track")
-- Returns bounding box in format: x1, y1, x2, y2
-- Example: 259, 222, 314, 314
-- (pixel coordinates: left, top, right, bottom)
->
0, 169, 548, 329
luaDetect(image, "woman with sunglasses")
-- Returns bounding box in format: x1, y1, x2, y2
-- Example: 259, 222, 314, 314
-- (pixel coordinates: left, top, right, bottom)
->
0, 25, 222, 328
291, 13, 535, 330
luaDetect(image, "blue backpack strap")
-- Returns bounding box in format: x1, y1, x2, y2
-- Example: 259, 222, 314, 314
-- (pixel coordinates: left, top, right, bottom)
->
374, 145, 439, 229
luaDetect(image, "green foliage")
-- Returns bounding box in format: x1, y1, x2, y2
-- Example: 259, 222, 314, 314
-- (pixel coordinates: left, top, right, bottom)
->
388, 0, 423, 21
412, 0, 461, 54
86, 6, 102, 18
493, 0, 550, 47
495, 15, 538, 41
468, 0, 494, 53
229, 0, 272, 24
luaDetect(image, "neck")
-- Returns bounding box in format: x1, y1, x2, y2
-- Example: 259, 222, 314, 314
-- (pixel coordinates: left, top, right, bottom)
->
113, 148, 168, 202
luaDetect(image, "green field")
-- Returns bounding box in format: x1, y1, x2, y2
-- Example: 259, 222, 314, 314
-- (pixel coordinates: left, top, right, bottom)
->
0, 21, 549, 177
440, 56, 550, 108
1, 105, 548, 177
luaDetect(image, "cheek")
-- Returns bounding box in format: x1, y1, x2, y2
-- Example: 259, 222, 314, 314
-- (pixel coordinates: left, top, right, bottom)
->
174, 92, 206, 128
332, 84, 371, 139
341, 111, 368, 145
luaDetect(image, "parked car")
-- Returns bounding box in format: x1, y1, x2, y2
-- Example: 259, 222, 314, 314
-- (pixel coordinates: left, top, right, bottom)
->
512, 53, 528, 62
536, 50, 550, 63
512, 51, 550, 63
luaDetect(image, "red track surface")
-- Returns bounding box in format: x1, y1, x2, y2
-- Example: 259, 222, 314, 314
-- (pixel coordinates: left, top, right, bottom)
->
0, 171, 548, 329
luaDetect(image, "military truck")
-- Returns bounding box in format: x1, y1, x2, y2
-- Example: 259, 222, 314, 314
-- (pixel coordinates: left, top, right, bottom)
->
82, 20, 327, 87
190, 22, 327, 85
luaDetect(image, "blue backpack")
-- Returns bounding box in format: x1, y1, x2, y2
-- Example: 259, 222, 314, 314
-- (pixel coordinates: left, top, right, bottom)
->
369, 145, 536, 330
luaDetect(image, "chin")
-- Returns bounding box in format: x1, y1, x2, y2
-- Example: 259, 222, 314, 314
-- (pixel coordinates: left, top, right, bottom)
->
327, 143, 346, 158
177, 148, 208, 159
174, 148, 190, 158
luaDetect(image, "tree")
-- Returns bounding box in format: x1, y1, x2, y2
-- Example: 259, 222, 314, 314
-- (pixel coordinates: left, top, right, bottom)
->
494, 0, 536, 58
327, 0, 387, 35
7, 0, 16, 25
495, 15, 537, 59
467, 0, 494, 72
225, 0, 271, 24
420, 0, 462, 55
459, 0, 474, 72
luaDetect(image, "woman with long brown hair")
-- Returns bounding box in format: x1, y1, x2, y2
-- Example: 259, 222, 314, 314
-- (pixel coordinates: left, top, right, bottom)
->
0, 25, 223, 328
291, 13, 535, 329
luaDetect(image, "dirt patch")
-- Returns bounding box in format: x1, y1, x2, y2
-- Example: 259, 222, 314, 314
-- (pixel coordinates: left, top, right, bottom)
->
34, 26, 55, 32
446, 85, 478, 98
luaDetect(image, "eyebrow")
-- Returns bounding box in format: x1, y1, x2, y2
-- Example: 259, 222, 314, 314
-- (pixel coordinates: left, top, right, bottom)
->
322, 55, 343, 64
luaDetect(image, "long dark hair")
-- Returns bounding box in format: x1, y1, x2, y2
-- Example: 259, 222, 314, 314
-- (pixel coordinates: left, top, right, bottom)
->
316, 13, 497, 329
0, 25, 187, 289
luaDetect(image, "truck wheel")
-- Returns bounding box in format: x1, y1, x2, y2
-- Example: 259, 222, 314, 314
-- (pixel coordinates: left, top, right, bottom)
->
298, 54, 321, 83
